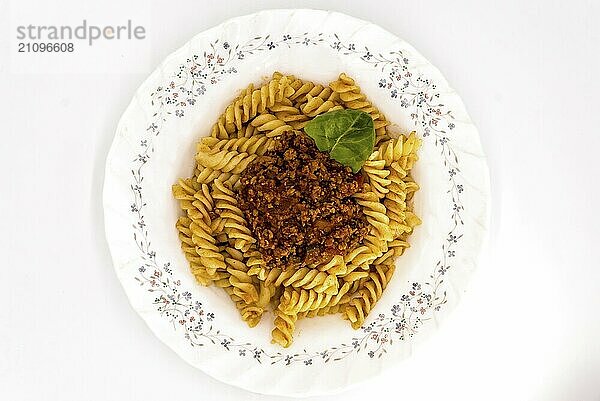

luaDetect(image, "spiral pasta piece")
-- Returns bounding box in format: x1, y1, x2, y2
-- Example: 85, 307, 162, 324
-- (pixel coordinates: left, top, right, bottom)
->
343, 244, 376, 270
197, 134, 274, 156
175, 216, 225, 285
224, 257, 260, 304
342, 270, 370, 283
195, 166, 229, 185
302, 301, 351, 318
212, 179, 255, 252
271, 102, 311, 129
189, 220, 227, 273
363, 233, 389, 257
353, 190, 394, 242
384, 169, 413, 235
342, 231, 390, 275
172, 179, 213, 224
173, 181, 225, 278
209, 73, 296, 139
196, 148, 258, 173
210, 113, 234, 139
221, 283, 264, 327
298, 282, 352, 318
319, 281, 350, 308
271, 308, 297, 347
249, 113, 293, 137
363, 156, 392, 199
309, 254, 347, 276
289, 81, 316, 103
279, 287, 336, 315
343, 263, 396, 329
262, 267, 338, 294
372, 248, 396, 267
223, 249, 276, 311
244, 249, 267, 277
378, 135, 422, 237
348, 276, 369, 294
176, 217, 212, 285
384, 170, 421, 236
300, 94, 343, 118
377, 132, 422, 170
257, 281, 277, 309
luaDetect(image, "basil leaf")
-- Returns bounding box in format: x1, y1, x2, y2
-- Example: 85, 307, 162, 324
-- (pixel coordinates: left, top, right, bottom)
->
304, 109, 375, 173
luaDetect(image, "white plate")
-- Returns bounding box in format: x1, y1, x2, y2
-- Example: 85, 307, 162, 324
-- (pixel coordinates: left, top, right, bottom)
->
103, 9, 490, 397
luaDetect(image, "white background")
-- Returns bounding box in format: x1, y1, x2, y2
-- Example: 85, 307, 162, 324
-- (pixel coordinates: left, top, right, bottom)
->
1, 0, 599, 400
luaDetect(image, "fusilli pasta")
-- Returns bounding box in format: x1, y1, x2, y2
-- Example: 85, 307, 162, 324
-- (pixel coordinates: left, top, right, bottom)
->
173, 72, 421, 346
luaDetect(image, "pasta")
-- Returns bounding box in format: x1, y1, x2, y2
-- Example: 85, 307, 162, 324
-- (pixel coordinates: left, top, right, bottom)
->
343, 262, 396, 329
211, 178, 255, 252
271, 307, 298, 348
173, 72, 421, 347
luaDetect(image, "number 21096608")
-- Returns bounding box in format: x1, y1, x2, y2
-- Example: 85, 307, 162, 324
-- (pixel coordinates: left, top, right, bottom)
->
18, 42, 74, 52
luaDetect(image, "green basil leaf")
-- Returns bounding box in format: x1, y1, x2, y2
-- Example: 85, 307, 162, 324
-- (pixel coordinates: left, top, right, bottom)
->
304, 109, 375, 173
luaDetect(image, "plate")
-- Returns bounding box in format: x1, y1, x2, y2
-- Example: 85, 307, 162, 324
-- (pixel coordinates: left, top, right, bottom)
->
103, 9, 490, 397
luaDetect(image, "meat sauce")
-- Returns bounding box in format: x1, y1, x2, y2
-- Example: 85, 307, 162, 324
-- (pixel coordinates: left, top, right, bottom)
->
237, 131, 368, 269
